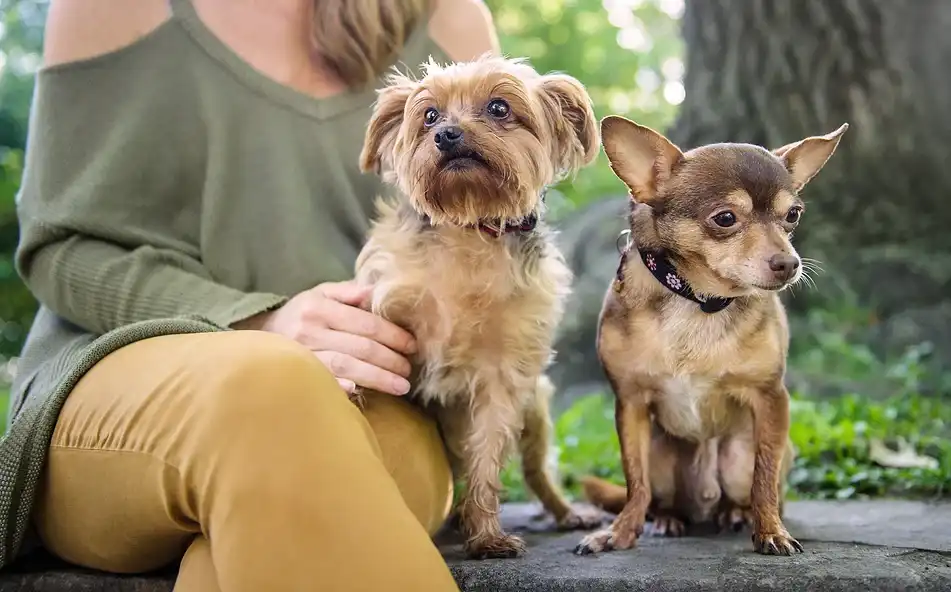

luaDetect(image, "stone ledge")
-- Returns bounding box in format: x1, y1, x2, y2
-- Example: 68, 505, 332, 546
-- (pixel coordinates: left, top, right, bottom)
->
3, 501, 950, 591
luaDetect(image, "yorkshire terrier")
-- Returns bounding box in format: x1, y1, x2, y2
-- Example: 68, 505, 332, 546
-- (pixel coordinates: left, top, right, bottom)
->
574, 116, 848, 556
355, 55, 604, 559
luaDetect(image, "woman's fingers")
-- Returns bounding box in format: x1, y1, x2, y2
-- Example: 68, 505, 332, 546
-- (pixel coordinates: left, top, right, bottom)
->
308, 329, 412, 378
314, 350, 411, 397
315, 298, 417, 356
314, 281, 372, 308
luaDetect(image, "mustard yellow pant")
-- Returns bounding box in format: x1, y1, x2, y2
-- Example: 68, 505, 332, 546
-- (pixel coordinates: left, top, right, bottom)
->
32, 331, 459, 591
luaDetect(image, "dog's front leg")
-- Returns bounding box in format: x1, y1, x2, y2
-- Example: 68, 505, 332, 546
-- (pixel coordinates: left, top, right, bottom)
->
574, 395, 652, 554
749, 382, 803, 555
457, 396, 526, 559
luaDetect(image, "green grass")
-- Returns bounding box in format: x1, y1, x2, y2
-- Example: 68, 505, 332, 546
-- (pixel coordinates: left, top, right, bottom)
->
499, 327, 951, 503
500, 389, 951, 503
0, 387, 7, 429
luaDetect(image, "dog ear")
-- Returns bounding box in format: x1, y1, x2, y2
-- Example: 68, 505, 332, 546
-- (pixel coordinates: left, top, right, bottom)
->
359, 74, 417, 175
772, 123, 849, 191
537, 73, 600, 175
600, 115, 683, 204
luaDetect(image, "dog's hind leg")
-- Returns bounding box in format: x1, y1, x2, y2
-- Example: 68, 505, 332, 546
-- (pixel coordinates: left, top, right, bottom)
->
646, 428, 687, 537
717, 415, 794, 532
520, 375, 606, 531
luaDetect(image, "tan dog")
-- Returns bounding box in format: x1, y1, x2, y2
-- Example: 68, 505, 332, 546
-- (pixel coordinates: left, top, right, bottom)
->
574, 116, 848, 556
355, 55, 604, 559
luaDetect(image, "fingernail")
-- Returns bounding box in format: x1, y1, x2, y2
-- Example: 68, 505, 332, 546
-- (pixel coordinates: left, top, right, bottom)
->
407, 339, 418, 354
393, 378, 411, 395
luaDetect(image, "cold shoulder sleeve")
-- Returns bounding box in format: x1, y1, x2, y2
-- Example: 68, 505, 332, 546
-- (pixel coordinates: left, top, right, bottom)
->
14, 34, 287, 334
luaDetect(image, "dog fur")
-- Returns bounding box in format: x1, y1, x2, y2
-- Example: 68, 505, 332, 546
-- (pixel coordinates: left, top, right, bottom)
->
354, 55, 603, 559
574, 116, 848, 556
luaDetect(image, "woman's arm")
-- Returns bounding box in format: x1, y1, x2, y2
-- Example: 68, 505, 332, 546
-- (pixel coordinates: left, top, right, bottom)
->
428, 0, 501, 61
16, 0, 286, 334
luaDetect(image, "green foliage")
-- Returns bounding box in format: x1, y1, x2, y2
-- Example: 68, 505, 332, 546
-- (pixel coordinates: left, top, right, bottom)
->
485, 0, 683, 215
0, 147, 35, 365
501, 388, 951, 504
1, 0, 47, 371
787, 393, 950, 500
501, 315, 951, 503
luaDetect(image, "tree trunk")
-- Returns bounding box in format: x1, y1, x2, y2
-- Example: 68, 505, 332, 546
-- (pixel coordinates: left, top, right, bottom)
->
670, 0, 951, 325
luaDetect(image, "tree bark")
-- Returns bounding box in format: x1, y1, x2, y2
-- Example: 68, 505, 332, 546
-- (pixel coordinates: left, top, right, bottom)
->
670, 0, 951, 319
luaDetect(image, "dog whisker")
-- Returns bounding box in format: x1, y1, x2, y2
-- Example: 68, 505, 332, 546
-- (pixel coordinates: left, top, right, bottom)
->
800, 257, 825, 274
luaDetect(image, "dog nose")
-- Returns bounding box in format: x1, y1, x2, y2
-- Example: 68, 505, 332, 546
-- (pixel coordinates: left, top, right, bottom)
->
768, 254, 801, 281
434, 126, 463, 151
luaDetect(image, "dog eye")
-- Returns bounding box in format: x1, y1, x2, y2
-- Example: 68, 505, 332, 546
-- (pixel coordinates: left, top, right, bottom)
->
423, 107, 440, 127
712, 211, 737, 228
486, 98, 510, 119
785, 206, 803, 224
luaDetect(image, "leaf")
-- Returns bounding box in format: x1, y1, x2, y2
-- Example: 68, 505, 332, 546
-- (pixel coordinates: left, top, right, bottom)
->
868, 437, 939, 470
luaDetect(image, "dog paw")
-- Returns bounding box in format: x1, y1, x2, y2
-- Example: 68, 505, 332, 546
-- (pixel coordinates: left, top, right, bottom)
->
573, 516, 643, 555
465, 534, 527, 559
574, 527, 616, 555
649, 514, 686, 537
717, 505, 753, 533
556, 506, 608, 531
752, 530, 804, 556
347, 390, 366, 410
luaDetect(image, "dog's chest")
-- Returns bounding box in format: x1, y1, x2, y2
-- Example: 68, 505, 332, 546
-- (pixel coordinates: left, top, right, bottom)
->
652, 376, 733, 441
373, 233, 569, 403
618, 299, 744, 440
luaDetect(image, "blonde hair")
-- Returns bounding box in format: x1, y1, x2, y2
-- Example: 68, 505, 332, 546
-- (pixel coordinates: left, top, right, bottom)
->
310, 0, 432, 89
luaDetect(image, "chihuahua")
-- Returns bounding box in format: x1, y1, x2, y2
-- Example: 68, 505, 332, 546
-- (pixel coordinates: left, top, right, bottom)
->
355, 55, 604, 559
574, 116, 847, 556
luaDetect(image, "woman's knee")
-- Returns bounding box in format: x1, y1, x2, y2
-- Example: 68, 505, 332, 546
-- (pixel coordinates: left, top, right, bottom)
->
362, 393, 454, 534
179, 332, 452, 531
186, 331, 370, 449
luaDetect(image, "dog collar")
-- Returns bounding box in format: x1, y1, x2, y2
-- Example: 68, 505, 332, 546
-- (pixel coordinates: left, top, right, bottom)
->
472, 213, 538, 238
418, 212, 539, 237
615, 230, 734, 313
639, 249, 734, 313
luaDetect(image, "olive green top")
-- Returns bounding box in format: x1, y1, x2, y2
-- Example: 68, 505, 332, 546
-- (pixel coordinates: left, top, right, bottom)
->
0, 0, 448, 566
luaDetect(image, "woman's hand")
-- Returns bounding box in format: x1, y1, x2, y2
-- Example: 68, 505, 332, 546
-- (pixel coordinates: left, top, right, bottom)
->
236, 281, 416, 396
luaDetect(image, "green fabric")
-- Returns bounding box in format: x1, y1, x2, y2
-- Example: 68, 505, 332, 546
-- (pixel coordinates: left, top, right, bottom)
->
1, 0, 448, 567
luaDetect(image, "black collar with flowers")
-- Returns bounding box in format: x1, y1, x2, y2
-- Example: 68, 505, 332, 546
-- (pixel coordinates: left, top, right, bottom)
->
615, 231, 734, 313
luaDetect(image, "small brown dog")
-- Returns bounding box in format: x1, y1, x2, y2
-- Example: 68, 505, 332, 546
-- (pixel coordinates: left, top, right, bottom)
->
355, 55, 603, 559
574, 116, 847, 556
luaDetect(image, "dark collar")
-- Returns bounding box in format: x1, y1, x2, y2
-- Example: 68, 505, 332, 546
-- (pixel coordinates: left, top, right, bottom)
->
470, 212, 538, 238
638, 249, 734, 313
615, 231, 734, 313
418, 211, 540, 238
419, 190, 546, 238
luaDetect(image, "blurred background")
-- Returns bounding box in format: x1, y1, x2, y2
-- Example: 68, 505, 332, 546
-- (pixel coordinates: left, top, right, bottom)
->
1, 0, 950, 501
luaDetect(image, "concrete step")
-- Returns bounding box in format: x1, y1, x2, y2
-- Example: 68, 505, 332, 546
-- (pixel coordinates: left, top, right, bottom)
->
3, 500, 950, 591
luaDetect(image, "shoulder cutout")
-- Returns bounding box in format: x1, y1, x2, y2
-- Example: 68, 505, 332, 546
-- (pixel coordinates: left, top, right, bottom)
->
427, 0, 501, 62
43, 0, 172, 69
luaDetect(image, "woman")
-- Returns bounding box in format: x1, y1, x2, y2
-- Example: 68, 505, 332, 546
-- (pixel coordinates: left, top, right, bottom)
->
1, 0, 500, 589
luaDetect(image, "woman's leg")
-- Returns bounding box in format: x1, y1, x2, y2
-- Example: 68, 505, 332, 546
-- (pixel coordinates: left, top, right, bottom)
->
176, 537, 219, 591
32, 331, 458, 592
